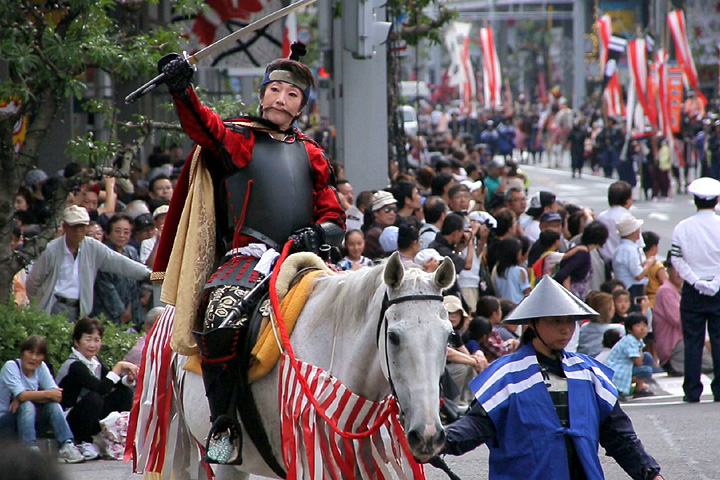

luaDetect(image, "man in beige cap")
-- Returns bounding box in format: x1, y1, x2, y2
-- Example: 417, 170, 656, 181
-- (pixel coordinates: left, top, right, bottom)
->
26, 206, 151, 322
612, 213, 654, 300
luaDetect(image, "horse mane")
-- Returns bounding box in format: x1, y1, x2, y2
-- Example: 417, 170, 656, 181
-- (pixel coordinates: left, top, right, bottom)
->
311, 262, 427, 331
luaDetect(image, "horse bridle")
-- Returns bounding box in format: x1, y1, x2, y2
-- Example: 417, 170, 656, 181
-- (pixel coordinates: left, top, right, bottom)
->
376, 291, 445, 416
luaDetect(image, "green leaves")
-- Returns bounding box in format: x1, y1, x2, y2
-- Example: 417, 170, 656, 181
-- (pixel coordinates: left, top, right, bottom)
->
65, 132, 122, 168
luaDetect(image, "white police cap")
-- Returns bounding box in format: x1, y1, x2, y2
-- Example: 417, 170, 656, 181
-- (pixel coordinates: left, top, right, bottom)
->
688, 177, 720, 200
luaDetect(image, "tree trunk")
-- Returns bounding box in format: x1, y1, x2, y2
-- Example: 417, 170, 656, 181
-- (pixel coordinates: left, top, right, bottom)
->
0, 90, 61, 305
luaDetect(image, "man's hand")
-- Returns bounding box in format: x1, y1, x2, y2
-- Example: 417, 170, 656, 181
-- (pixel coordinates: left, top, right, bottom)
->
9, 398, 19, 413
45, 388, 63, 404
695, 280, 718, 296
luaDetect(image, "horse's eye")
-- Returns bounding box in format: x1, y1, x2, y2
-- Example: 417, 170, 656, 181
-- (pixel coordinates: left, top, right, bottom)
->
388, 332, 401, 346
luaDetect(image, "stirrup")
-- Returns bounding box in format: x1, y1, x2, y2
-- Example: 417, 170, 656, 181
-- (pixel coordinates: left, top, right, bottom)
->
204, 415, 243, 465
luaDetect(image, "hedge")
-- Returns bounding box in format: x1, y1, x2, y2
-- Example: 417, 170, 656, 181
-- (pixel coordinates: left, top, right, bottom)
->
0, 302, 140, 373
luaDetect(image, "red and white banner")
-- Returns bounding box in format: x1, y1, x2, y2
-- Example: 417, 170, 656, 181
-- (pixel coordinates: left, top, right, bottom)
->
281, 11, 298, 58
479, 27, 502, 110
597, 15, 624, 117
668, 66, 685, 134
278, 354, 425, 480
667, 9, 707, 105
627, 39, 657, 129
444, 22, 476, 114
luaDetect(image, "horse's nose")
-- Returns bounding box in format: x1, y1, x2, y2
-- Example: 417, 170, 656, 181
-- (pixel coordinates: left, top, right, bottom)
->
406, 425, 446, 455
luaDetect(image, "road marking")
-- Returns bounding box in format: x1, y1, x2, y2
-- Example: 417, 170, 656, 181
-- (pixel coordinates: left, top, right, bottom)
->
647, 212, 671, 221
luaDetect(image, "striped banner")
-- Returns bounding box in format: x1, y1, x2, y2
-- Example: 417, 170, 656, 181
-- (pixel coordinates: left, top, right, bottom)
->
667, 9, 707, 105
278, 353, 426, 480
479, 27, 502, 110
597, 16, 625, 117
125, 305, 180, 474
627, 39, 657, 129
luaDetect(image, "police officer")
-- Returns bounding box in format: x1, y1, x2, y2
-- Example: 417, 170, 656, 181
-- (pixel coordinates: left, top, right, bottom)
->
670, 177, 720, 402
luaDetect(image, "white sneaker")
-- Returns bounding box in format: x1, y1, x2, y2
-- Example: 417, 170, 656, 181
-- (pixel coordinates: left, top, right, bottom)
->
77, 441, 101, 460
58, 441, 85, 464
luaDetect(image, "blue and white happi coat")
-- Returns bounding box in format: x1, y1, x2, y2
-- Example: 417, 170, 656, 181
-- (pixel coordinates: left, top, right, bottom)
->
469, 343, 618, 480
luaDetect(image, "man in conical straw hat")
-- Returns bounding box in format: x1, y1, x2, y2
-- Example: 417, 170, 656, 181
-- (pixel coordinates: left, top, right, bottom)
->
441, 276, 664, 480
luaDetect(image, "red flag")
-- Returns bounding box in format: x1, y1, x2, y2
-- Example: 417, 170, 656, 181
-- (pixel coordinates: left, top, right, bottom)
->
627, 39, 657, 129
596, 15, 624, 117
479, 27, 502, 109
667, 9, 707, 105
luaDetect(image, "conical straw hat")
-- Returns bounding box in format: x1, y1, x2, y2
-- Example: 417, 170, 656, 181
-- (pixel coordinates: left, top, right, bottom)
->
502, 275, 599, 324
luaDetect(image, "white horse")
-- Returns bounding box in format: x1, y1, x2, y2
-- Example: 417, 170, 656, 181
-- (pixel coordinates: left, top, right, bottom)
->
178, 252, 456, 479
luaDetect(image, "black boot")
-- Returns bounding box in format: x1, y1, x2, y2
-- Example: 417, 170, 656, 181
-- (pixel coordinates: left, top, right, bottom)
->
194, 327, 244, 465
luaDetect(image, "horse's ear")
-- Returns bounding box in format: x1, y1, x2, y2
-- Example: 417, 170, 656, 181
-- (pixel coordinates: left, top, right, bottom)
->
384, 252, 405, 289
433, 257, 456, 290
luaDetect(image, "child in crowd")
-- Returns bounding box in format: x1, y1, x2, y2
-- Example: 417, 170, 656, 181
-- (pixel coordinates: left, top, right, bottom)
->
605, 313, 655, 398
600, 279, 626, 295
596, 328, 623, 364
641, 231, 667, 308
337, 229, 373, 271
492, 237, 531, 303
611, 289, 632, 324
0, 335, 84, 463
530, 229, 562, 283
497, 298, 520, 340
444, 296, 487, 404
578, 292, 624, 357
442, 277, 663, 479
475, 296, 519, 362
464, 317, 493, 355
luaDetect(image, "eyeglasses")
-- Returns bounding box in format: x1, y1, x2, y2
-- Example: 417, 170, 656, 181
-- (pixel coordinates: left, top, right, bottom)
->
382, 206, 398, 214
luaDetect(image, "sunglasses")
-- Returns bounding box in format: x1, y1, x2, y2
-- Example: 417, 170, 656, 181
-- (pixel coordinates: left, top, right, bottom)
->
382, 206, 398, 213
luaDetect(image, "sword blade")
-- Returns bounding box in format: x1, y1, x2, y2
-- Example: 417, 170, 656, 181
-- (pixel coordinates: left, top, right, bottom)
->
125, 0, 317, 104
189, 0, 317, 64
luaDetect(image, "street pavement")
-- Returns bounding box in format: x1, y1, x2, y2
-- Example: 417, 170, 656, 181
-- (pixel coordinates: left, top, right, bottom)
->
56, 164, 716, 479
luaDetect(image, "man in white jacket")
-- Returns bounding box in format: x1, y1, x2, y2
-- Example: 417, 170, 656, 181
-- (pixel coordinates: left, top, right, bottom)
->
27, 206, 151, 322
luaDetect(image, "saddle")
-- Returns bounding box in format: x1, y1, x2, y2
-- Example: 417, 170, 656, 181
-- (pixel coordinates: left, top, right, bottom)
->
186, 252, 331, 474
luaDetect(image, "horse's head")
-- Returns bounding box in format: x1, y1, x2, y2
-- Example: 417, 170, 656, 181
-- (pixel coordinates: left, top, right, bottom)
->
380, 252, 455, 462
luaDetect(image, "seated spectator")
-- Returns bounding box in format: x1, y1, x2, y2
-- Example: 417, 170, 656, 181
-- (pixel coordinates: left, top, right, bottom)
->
391, 181, 423, 229
653, 258, 713, 376
419, 197, 447, 249
497, 299, 520, 340
337, 230, 373, 271
600, 279, 626, 294
595, 328, 623, 364
444, 296, 486, 404
641, 231, 667, 308
413, 248, 443, 273
492, 237, 531, 303
124, 307, 164, 367
140, 205, 168, 266
0, 336, 84, 463
91, 214, 144, 329
362, 191, 397, 260
429, 213, 472, 274
606, 313, 654, 398
464, 316, 492, 355
577, 292, 624, 357
529, 229, 562, 283
475, 296, 518, 362
553, 221, 609, 300
612, 214, 654, 300
55, 318, 139, 460
611, 289, 631, 324
396, 224, 421, 264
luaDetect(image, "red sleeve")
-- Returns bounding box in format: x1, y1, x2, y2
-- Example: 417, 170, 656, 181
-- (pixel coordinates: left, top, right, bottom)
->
172, 87, 254, 168
302, 138, 346, 228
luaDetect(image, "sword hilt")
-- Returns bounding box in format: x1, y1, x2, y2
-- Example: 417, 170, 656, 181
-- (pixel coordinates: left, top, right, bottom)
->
125, 52, 197, 104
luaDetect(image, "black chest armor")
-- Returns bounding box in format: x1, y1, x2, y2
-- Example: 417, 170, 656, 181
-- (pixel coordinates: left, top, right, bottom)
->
224, 133, 314, 248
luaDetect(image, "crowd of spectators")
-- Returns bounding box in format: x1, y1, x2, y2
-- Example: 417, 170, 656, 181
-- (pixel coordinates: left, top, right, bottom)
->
3, 98, 711, 457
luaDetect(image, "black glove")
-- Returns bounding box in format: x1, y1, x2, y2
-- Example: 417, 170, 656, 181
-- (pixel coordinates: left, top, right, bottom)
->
158, 53, 194, 94
289, 225, 325, 255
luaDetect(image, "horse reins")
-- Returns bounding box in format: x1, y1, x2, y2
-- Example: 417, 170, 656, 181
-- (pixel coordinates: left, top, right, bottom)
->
376, 291, 444, 417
